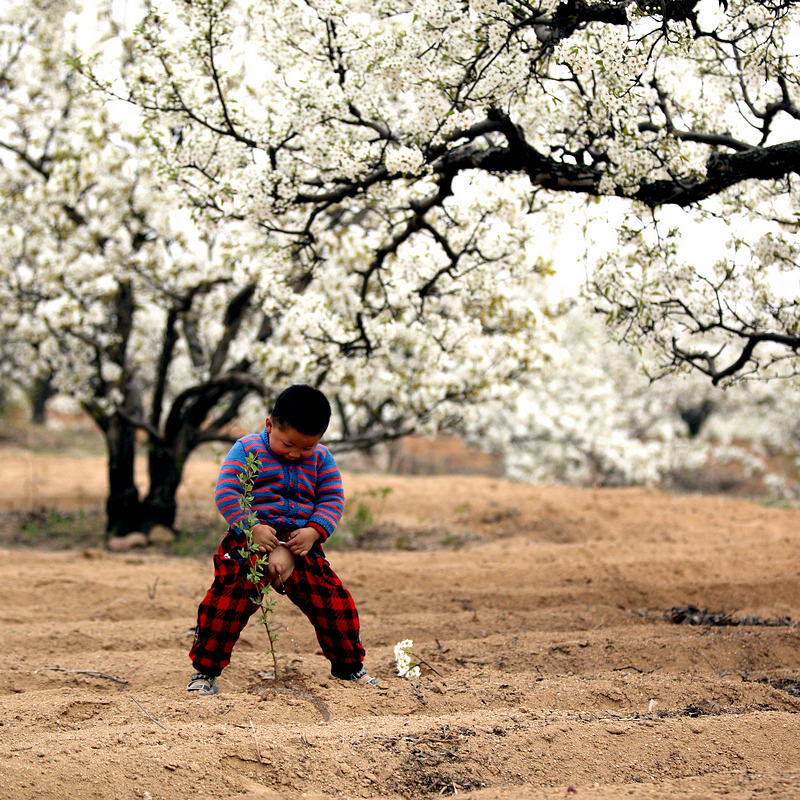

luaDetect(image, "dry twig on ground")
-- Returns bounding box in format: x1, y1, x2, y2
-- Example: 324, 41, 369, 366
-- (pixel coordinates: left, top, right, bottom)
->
129, 695, 168, 731
35, 665, 130, 685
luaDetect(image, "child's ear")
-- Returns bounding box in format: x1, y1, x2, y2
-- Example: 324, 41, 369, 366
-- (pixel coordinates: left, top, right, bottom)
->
265, 417, 273, 434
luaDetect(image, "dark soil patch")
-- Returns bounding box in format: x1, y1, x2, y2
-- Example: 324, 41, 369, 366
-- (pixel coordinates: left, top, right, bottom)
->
663, 605, 798, 628
751, 677, 800, 698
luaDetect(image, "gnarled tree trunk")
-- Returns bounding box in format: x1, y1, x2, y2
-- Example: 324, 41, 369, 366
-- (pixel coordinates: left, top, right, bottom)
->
97, 411, 142, 536
140, 439, 191, 530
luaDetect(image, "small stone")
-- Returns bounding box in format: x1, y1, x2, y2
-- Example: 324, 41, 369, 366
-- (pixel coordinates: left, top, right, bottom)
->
107, 532, 149, 552
148, 525, 176, 546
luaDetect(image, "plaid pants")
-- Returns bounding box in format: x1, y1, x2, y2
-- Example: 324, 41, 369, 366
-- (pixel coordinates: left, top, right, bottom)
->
190, 530, 365, 677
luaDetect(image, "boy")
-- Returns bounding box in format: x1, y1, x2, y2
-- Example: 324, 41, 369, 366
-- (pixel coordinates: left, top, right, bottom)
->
187, 384, 380, 695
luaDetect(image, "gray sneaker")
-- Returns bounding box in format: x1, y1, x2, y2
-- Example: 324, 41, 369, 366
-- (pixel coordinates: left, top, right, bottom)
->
187, 672, 219, 695
334, 666, 382, 686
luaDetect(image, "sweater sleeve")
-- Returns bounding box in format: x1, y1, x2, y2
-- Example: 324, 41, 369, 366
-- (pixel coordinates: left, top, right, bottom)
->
214, 440, 250, 531
306, 448, 345, 542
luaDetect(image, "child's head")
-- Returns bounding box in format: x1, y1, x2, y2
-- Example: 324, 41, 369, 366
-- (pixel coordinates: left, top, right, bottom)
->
265, 385, 331, 461
270, 384, 331, 435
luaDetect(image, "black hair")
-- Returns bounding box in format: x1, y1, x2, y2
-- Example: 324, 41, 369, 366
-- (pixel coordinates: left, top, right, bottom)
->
271, 384, 332, 436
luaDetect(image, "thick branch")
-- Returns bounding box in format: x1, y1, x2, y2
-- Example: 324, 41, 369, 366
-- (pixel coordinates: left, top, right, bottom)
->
150, 307, 179, 429
202, 387, 251, 439
326, 427, 416, 452
0, 138, 50, 178
163, 371, 267, 441
109, 279, 135, 367
673, 330, 800, 385
637, 122, 751, 153
209, 284, 256, 375
521, 0, 630, 44
634, 141, 800, 207
296, 166, 390, 204
435, 110, 800, 208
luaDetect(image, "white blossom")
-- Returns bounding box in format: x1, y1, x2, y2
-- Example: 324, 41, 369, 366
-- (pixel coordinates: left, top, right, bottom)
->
393, 639, 421, 678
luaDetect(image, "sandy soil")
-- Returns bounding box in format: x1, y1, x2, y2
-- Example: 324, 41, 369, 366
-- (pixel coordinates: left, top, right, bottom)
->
1, 450, 800, 799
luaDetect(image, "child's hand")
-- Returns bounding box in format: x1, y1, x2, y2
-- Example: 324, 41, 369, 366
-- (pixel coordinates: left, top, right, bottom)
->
251, 523, 279, 553
267, 543, 295, 589
286, 526, 320, 557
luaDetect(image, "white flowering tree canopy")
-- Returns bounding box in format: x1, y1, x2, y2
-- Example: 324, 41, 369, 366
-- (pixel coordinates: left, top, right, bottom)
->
94, 0, 799, 385
0, 0, 295, 531
490, 305, 800, 498
0, 0, 559, 532
3, 0, 800, 531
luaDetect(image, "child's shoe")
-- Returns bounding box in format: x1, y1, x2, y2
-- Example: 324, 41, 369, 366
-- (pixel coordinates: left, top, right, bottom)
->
333, 666, 381, 686
186, 672, 219, 695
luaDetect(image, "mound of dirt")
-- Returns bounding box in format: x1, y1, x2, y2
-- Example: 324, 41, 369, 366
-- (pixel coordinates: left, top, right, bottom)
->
1, 452, 800, 799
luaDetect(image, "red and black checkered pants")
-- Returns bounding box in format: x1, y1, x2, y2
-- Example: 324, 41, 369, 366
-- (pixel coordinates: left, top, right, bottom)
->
190, 530, 365, 677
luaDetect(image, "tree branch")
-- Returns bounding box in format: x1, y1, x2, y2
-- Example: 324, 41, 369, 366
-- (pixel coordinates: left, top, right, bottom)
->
163, 371, 267, 440
0, 138, 50, 178
209, 284, 257, 375
634, 140, 800, 206
150, 307, 180, 430
435, 108, 800, 208
673, 330, 800, 385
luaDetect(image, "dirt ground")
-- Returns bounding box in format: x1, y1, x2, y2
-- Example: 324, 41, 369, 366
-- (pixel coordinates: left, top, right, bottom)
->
1, 448, 800, 800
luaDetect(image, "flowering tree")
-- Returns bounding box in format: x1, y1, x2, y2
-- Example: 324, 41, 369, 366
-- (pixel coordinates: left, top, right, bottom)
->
0, 0, 280, 533
0, 0, 555, 534
4, 0, 799, 537
487, 305, 799, 499
98, 0, 798, 386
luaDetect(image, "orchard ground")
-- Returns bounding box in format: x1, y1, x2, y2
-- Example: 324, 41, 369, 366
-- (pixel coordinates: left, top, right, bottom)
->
1, 431, 799, 799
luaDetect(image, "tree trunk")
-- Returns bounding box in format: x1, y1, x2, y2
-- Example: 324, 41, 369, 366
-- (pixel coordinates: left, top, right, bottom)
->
29, 375, 55, 425
102, 412, 142, 536
678, 399, 715, 438
141, 377, 255, 532
140, 440, 189, 530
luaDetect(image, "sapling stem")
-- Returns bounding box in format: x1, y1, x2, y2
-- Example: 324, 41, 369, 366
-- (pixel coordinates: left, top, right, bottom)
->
237, 452, 280, 678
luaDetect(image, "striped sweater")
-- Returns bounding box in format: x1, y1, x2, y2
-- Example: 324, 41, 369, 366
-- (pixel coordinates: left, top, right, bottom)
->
214, 428, 345, 543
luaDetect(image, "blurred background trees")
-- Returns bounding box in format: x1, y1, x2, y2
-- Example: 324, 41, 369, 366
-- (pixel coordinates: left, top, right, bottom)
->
0, 0, 798, 537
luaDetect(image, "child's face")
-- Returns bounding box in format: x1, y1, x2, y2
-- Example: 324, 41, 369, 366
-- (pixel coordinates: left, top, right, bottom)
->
265, 418, 322, 461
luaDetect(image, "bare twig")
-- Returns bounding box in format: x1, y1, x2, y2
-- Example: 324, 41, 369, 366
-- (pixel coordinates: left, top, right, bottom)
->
129, 695, 168, 731
412, 652, 442, 676
699, 651, 726, 677
249, 718, 264, 763
411, 682, 427, 705
147, 577, 159, 600
36, 665, 129, 685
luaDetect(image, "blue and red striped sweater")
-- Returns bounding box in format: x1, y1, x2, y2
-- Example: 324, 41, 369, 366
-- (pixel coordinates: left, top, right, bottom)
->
214, 428, 345, 543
